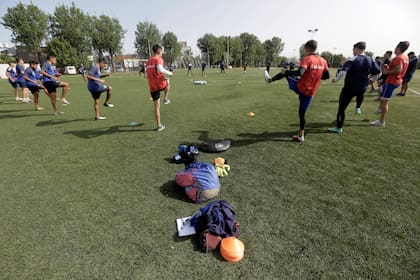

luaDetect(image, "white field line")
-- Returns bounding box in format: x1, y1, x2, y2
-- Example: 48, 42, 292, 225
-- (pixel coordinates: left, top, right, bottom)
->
408, 88, 420, 96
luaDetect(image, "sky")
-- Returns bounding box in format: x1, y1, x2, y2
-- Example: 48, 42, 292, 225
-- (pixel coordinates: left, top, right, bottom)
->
0, 0, 419, 58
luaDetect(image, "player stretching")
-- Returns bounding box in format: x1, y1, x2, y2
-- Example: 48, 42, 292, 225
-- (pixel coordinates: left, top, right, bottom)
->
146, 44, 174, 131
397, 52, 418, 96
5, 62, 22, 101
41, 55, 70, 106
23, 61, 47, 111
370, 41, 409, 127
265, 40, 329, 142
328, 42, 381, 134
87, 58, 114, 120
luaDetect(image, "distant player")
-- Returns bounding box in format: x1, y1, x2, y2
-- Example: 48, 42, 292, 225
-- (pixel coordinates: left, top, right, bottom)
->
15, 58, 31, 103
139, 64, 146, 79
370, 41, 409, 127
187, 63, 193, 76
266, 62, 271, 73
328, 42, 381, 134
397, 52, 418, 96
146, 44, 174, 131
41, 55, 71, 107
87, 58, 114, 120
220, 61, 226, 76
23, 61, 47, 111
201, 62, 207, 76
243, 63, 248, 73
78, 63, 86, 83
265, 40, 329, 142
5, 62, 22, 101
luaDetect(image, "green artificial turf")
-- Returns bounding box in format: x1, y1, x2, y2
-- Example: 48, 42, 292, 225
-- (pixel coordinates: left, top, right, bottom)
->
0, 68, 419, 279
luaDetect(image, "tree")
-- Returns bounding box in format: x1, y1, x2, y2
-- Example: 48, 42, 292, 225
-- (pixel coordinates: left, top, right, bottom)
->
197, 33, 224, 66
162, 32, 181, 64
263, 36, 285, 64
49, 2, 91, 63
134, 21, 161, 58
229, 36, 244, 67
47, 38, 78, 68
239, 33, 263, 66
365, 51, 374, 58
91, 15, 125, 70
1, 3, 48, 57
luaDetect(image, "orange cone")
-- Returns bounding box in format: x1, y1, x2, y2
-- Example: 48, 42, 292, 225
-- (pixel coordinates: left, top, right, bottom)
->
220, 237, 244, 262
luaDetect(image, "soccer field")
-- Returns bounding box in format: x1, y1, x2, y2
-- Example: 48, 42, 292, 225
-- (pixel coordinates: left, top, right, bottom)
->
0, 68, 419, 279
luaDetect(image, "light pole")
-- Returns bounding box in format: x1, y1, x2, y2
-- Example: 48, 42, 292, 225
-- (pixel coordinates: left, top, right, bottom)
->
331, 47, 337, 66
308, 28, 319, 39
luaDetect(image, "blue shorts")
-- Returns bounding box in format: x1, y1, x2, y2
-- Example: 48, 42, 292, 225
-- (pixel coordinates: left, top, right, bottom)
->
287, 77, 313, 110
89, 85, 109, 100
17, 80, 26, 88
9, 80, 18, 89
43, 80, 61, 93
403, 74, 413, 83
380, 83, 400, 100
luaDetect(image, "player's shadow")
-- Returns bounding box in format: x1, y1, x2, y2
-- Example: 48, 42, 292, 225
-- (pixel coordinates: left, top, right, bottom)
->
289, 122, 335, 134
160, 180, 191, 203
0, 110, 49, 119
64, 123, 150, 139
36, 118, 91, 127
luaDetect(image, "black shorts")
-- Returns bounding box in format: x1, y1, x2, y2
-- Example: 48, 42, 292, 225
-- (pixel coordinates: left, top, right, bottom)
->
403, 74, 413, 83
44, 81, 61, 93
89, 85, 109, 100
150, 87, 167, 101
28, 85, 43, 94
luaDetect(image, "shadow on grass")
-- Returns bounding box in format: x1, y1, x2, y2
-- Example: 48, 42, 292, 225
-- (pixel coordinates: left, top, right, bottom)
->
160, 180, 190, 203
36, 118, 92, 127
64, 123, 150, 139
0, 111, 51, 119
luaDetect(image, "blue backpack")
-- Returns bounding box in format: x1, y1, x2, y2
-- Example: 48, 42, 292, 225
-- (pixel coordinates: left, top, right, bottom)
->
190, 200, 240, 252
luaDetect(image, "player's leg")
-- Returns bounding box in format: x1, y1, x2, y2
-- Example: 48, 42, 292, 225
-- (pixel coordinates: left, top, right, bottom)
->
46, 92, 59, 114
12, 84, 21, 101
329, 90, 353, 133
59, 81, 70, 104
400, 81, 408, 95
265, 69, 286, 83
371, 84, 395, 126
293, 94, 313, 142
151, 91, 164, 131
355, 92, 364, 114
164, 80, 170, 105
103, 86, 113, 107
32, 90, 44, 111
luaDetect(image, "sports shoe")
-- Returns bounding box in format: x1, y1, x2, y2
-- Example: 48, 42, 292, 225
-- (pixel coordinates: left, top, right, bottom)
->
54, 111, 64, 116
156, 125, 166, 132
61, 98, 70, 105
16, 97, 23, 101
370, 120, 385, 127
104, 103, 114, 108
374, 108, 382, 114
355, 108, 362, 115
35, 107, 45, 111
22, 98, 30, 103
95, 116, 107, 120
396, 93, 406, 96
328, 127, 343, 134
264, 70, 271, 84
164, 99, 171, 105
292, 135, 304, 142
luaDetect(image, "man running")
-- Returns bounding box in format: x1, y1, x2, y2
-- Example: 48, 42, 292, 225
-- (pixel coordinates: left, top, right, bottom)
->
41, 55, 70, 106
397, 52, 418, 96
370, 41, 409, 127
5, 62, 22, 101
328, 42, 381, 134
146, 44, 174, 131
23, 61, 47, 111
87, 58, 114, 120
265, 40, 329, 142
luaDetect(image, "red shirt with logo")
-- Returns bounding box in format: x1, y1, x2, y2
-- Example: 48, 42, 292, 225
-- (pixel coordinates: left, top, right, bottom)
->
386, 54, 409, 85
146, 56, 167, 92
298, 55, 329, 96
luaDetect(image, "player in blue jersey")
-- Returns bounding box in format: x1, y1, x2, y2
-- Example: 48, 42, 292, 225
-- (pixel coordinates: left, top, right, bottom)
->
397, 52, 418, 96
87, 58, 114, 120
5, 62, 22, 101
15, 58, 31, 103
328, 42, 381, 134
23, 61, 47, 111
78, 63, 86, 83
41, 55, 71, 106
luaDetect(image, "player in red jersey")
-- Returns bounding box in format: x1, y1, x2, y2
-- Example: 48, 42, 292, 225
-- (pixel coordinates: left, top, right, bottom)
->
370, 41, 409, 127
265, 40, 329, 142
146, 44, 174, 131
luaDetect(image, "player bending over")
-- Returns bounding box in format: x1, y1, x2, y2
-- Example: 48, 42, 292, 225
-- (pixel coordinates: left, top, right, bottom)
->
328, 42, 381, 134
265, 40, 329, 142
23, 61, 48, 111
146, 44, 174, 131
16, 58, 31, 103
87, 58, 114, 120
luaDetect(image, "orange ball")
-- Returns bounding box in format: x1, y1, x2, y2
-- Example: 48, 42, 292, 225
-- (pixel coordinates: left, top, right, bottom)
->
220, 237, 244, 262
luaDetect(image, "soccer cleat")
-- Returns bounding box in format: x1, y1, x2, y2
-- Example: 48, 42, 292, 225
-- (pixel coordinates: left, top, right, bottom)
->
264, 70, 271, 84
156, 125, 166, 132
292, 135, 304, 142
355, 108, 362, 115
164, 99, 171, 105
374, 108, 382, 114
54, 111, 64, 116
61, 98, 70, 105
396, 93, 406, 97
370, 120, 385, 127
104, 103, 114, 108
328, 127, 343, 134
35, 107, 45, 111
95, 116, 107, 120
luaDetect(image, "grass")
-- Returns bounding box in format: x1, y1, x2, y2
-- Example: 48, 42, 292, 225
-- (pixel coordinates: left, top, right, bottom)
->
0, 67, 419, 280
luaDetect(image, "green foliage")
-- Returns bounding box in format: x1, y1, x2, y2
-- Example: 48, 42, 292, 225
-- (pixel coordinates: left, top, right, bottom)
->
321, 51, 346, 67
46, 38, 78, 68
1, 3, 48, 51
365, 51, 374, 58
49, 2, 91, 63
162, 32, 181, 64
134, 21, 161, 58
263, 36, 285, 64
